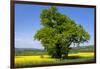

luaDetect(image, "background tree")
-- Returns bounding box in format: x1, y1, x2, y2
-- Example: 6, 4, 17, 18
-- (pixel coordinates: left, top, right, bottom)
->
34, 6, 90, 59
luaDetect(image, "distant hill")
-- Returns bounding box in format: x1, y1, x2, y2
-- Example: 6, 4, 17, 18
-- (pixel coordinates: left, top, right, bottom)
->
15, 48, 46, 56
15, 45, 94, 56
70, 45, 94, 53
15, 48, 44, 51
15, 45, 93, 51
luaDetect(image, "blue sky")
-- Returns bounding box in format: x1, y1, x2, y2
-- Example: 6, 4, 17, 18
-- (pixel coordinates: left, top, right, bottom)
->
15, 4, 94, 49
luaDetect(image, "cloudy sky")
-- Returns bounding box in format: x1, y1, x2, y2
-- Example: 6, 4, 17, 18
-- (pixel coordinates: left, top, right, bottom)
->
15, 4, 94, 49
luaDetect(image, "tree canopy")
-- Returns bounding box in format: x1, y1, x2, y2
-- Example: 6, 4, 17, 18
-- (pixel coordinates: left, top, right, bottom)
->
34, 6, 90, 59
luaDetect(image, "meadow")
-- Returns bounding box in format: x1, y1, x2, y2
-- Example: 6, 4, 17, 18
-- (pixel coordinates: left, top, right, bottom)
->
15, 45, 95, 67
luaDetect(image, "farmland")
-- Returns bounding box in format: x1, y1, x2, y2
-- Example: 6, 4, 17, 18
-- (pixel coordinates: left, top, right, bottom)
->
15, 45, 95, 67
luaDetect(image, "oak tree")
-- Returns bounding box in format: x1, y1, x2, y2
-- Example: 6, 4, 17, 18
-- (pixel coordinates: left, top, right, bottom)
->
34, 6, 90, 59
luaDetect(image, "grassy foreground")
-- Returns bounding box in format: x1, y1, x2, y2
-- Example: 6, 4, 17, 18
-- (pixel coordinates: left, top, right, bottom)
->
15, 52, 94, 67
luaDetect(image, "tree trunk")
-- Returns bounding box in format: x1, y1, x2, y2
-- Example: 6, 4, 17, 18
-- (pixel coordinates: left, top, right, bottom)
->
66, 50, 69, 58
55, 44, 62, 58
62, 50, 69, 59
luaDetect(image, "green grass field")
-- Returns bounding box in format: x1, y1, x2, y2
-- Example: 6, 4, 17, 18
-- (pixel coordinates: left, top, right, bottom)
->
15, 46, 95, 67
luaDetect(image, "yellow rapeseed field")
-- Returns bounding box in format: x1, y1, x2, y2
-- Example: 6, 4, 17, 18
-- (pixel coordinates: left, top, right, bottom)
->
15, 55, 56, 65
15, 52, 94, 66
68, 52, 94, 57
